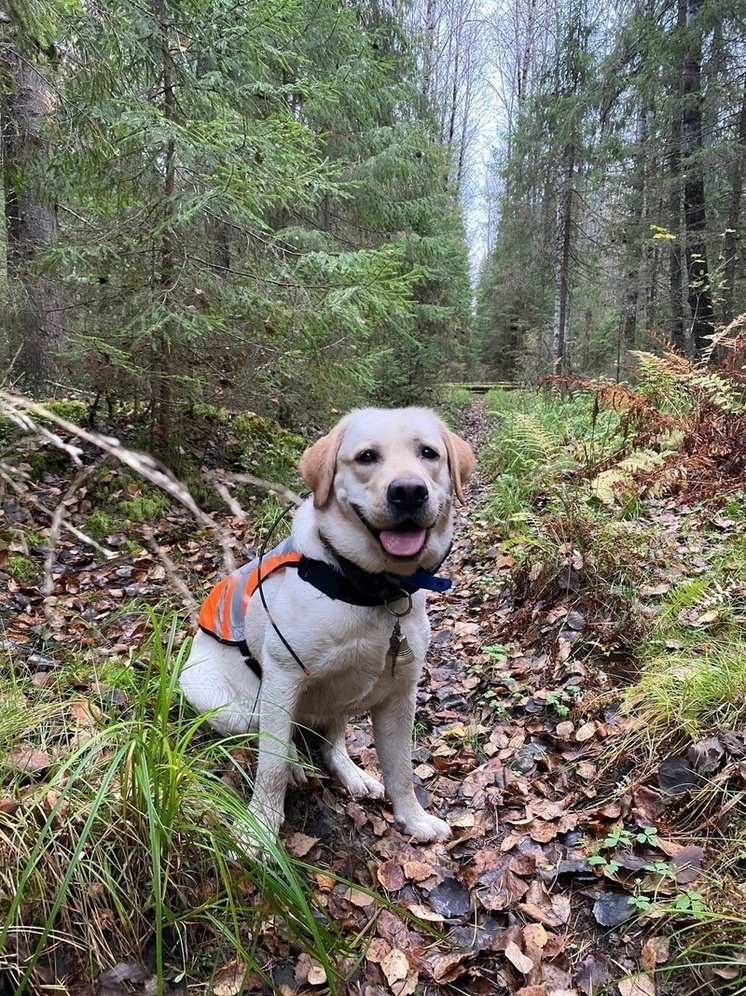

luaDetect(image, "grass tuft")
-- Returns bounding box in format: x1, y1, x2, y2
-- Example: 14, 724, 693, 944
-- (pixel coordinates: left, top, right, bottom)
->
0, 612, 344, 994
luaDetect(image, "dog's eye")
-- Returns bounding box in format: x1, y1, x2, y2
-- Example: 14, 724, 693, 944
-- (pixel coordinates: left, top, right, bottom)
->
355, 449, 379, 465
420, 446, 440, 460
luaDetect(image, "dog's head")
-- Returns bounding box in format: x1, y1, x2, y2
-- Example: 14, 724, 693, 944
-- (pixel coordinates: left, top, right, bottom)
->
300, 407, 475, 575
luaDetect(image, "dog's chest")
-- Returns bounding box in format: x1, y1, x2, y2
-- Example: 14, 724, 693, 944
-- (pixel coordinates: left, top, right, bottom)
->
294, 605, 429, 719
245, 572, 430, 715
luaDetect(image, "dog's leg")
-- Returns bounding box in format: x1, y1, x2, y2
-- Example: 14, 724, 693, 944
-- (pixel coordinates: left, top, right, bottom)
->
320, 718, 385, 799
371, 686, 452, 843
240, 664, 300, 849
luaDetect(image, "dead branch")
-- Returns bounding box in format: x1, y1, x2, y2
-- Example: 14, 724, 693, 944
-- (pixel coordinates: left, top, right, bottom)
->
0, 391, 238, 574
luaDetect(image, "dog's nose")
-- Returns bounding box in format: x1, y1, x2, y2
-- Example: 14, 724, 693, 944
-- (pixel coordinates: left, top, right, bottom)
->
387, 477, 429, 511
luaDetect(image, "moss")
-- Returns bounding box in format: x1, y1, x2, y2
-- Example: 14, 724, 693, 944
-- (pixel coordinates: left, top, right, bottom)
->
0, 414, 22, 446
232, 412, 305, 484
183, 405, 305, 488
121, 539, 145, 556
41, 400, 89, 426
119, 493, 170, 522
85, 511, 118, 542
7, 554, 40, 581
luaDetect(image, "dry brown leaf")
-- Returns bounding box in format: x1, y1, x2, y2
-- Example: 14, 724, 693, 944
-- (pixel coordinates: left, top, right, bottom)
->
405, 902, 444, 923
68, 698, 101, 726
212, 958, 246, 996
523, 922, 548, 963
518, 881, 571, 927
10, 748, 51, 774
307, 962, 327, 986
641, 936, 670, 970
505, 940, 534, 975
284, 832, 320, 858
426, 950, 473, 983
528, 820, 557, 843
377, 859, 405, 891
366, 938, 392, 964
618, 974, 656, 996
402, 860, 434, 882
381, 948, 410, 986
449, 810, 475, 827
575, 721, 597, 742
343, 886, 374, 907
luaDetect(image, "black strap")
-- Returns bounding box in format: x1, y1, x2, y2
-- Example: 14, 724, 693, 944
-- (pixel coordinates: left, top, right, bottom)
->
297, 556, 415, 606
225, 550, 451, 677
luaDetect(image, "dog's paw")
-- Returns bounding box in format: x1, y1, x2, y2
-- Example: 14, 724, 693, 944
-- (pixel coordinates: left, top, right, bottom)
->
396, 809, 452, 843
330, 759, 385, 799
288, 761, 309, 788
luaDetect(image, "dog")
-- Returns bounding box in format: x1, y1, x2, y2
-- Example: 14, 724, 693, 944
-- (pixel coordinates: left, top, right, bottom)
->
180, 407, 475, 850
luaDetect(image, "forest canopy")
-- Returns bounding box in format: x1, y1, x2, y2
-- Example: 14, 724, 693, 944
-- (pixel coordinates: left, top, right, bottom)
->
3, 0, 746, 437
0, 0, 473, 442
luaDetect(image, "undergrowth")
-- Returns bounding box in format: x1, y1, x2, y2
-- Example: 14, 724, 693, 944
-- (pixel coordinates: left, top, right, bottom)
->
0, 613, 344, 995
480, 344, 746, 989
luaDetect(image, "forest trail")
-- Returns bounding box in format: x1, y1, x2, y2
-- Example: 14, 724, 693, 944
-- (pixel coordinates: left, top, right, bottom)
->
274, 401, 704, 995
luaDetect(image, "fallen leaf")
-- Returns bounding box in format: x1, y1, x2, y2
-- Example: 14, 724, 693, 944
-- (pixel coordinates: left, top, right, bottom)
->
505, 940, 534, 975
425, 950, 473, 983
405, 901, 445, 923
366, 938, 392, 964
618, 973, 655, 996
343, 887, 374, 907
212, 959, 246, 996
428, 877, 471, 917
9, 748, 51, 774
285, 832, 320, 858
402, 859, 434, 882
575, 721, 597, 742
641, 936, 669, 970
592, 893, 633, 927
381, 948, 409, 986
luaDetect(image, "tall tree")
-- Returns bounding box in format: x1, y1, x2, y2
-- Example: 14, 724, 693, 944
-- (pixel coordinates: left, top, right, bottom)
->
1, 12, 66, 385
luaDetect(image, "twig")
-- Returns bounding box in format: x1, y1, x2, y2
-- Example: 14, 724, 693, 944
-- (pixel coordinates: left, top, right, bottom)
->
142, 527, 199, 621
42, 460, 105, 601
218, 471, 303, 507
0, 464, 114, 560
207, 477, 248, 520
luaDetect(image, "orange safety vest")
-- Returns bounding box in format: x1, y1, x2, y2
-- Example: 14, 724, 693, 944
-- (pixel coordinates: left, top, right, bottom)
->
198, 538, 301, 647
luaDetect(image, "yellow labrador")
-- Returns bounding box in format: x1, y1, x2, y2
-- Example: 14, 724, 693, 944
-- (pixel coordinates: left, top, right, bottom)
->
180, 407, 474, 850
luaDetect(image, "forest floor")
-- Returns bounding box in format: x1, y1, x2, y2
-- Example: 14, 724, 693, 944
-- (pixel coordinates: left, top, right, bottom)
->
0, 400, 731, 995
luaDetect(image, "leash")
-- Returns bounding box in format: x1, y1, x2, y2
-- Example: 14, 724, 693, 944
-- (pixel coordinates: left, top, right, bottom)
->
255, 497, 312, 676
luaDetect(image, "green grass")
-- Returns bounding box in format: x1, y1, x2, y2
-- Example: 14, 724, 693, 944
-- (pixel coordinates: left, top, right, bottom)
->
481, 387, 623, 530
0, 613, 345, 994
632, 643, 746, 738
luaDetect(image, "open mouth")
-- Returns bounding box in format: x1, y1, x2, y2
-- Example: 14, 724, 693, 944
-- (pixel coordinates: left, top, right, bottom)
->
352, 506, 429, 559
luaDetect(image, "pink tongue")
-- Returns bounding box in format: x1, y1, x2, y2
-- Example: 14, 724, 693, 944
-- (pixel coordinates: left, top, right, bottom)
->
379, 528, 427, 558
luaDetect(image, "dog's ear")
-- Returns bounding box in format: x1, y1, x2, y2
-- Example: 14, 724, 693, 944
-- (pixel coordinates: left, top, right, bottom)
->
300, 423, 345, 508
441, 427, 475, 505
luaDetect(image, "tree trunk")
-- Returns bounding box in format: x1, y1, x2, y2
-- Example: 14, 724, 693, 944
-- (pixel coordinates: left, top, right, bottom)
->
552, 144, 574, 375
668, 0, 687, 352
722, 77, 746, 325
152, 1, 176, 442
681, 0, 714, 358
2, 47, 65, 386
622, 107, 648, 349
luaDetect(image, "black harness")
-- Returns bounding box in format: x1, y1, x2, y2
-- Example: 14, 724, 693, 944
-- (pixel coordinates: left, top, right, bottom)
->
240, 545, 451, 679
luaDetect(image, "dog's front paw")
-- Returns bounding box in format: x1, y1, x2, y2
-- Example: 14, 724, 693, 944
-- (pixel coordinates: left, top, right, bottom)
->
396, 809, 452, 843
